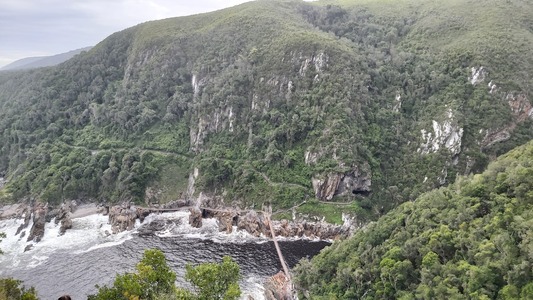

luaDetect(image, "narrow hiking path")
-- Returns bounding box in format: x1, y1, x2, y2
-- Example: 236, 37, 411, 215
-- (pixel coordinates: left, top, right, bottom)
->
65, 143, 192, 160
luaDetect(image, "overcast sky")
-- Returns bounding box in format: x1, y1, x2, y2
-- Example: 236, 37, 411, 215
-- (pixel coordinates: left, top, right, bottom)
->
0, 0, 254, 68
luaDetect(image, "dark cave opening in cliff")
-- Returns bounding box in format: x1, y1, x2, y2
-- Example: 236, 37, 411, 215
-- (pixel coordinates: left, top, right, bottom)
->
352, 190, 371, 197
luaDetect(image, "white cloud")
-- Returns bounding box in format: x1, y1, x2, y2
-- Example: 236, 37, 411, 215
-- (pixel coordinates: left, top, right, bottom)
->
0, 0, 252, 68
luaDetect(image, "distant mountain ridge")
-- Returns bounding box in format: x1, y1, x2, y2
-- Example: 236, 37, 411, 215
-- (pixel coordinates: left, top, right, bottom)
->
0, 47, 92, 71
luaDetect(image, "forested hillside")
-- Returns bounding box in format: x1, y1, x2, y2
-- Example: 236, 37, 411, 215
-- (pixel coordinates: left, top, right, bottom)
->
295, 139, 533, 299
0, 0, 531, 221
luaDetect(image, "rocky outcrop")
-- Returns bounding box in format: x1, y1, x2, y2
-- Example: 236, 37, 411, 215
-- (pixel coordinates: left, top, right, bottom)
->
1, 203, 30, 221
481, 93, 532, 149
162, 199, 190, 209
108, 204, 137, 234
189, 207, 203, 228
59, 216, 73, 235
27, 202, 48, 242
237, 210, 269, 237
54, 201, 77, 235
188, 208, 351, 240
312, 173, 342, 201
15, 206, 32, 236
312, 166, 371, 201
418, 109, 463, 156
215, 210, 238, 234
470, 66, 487, 85
138, 219, 168, 236
264, 271, 292, 300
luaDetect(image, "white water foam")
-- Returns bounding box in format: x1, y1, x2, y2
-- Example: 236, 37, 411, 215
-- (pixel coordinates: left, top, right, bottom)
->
144, 211, 268, 244
0, 214, 135, 272
241, 275, 267, 300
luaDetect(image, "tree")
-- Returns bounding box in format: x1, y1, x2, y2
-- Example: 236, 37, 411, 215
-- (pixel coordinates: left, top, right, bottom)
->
182, 256, 241, 300
88, 249, 176, 300
0, 278, 39, 300
88, 250, 241, 300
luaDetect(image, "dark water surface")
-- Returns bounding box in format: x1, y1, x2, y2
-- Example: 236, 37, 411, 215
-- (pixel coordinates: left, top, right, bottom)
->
0, 213, 329, 299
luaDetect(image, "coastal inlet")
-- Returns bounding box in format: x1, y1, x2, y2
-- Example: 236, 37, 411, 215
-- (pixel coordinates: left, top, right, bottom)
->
0, 206, 330, 299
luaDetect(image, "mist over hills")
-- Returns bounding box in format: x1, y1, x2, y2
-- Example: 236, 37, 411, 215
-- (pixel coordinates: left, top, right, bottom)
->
0, 47, 92, 71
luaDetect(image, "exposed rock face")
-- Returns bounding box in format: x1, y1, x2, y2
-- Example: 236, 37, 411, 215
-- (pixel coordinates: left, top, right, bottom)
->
312, 167, 371, 201
138, 219, 168, 236
481, 93, 532, 149
481, 129, 512, 149
189, 207, 203, 228
162, 199, 189, 209
186, 168, 199, 199
507, 93, 533, 121
312, 173, 342, 201
96, 205, 109, 215
27, 202, 48, 242
215, 210, 238, 234
237, 211, 268, 237
59, 216, 73, 235
54, 201, 78, 235
190, 107, 236, 153
15, 207, 32, 236
182, 209, 352, 240
418, 109, 463, 156
46, 208, 59, 223
1, 203, 30, 221
264, 271, 291, 300
136, 207, 152, 223
108, 204, 137, 234
470, 66, 487, 85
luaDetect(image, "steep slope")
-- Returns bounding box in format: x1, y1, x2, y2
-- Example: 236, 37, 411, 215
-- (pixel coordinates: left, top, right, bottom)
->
0, 0, 531, 222
0, 47, 92, 71
295, 140, 533, 299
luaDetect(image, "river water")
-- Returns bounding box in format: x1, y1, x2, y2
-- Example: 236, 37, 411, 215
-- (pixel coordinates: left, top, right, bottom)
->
0, 211, 329, 299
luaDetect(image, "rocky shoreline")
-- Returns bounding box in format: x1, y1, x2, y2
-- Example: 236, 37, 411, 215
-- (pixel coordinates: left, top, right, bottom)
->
2, 200, 355, 242
1, 200, 355, 251
1, 200, 349, 299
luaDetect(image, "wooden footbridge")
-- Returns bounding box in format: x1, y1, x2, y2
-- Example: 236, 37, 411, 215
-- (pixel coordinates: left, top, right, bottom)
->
137, 204, 294, 296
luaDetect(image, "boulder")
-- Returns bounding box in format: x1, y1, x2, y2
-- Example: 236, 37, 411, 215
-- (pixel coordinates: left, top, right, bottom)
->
15, 208, 32, 236
138, 219, 168, 236
237, 211, 267, 237
189, 207, 202, 228
136, 208, 151, 223
163, 199, 189, 209
96, 205, 108, 215
108, 205, 137, 234
59, 213, 73, 235
54, 202, 74, 235
70, 200, 78, 213
27, 202, 48, 242
215, 210, 238, 234
46, 208, 59, 222
264, 271, 291, 300
55, 202, 70, 224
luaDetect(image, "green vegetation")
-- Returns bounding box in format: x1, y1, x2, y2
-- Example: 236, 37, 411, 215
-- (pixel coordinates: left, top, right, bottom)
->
88, 249, 240, 300
0, 0, 531, 221
0, 238, 39, 300
295, 140, 533, 299
0, 278, 38, 300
